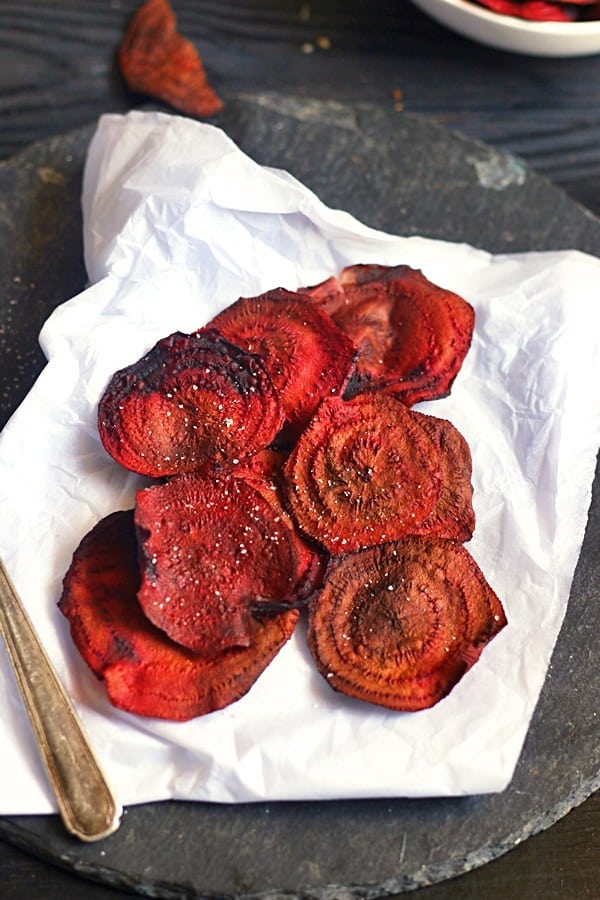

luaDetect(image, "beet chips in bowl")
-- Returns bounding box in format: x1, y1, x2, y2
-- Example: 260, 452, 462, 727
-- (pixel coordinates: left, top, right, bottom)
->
411, 0, 600, 56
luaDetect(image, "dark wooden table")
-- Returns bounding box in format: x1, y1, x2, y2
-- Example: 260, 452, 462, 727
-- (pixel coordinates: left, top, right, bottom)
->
0, 2, 598, 898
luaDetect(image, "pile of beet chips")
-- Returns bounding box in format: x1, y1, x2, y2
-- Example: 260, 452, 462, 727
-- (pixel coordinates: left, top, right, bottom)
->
59, 264, 507, 721
468, 0, 600, 22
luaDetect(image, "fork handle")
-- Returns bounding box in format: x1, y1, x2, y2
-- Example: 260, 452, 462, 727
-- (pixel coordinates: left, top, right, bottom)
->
0, 558, 121, 841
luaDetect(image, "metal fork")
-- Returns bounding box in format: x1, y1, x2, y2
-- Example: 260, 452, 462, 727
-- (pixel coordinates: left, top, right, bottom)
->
0, 557, 121, 841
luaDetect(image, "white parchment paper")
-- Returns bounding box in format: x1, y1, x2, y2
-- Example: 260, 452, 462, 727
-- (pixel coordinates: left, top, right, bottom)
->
0, 110, 599, 814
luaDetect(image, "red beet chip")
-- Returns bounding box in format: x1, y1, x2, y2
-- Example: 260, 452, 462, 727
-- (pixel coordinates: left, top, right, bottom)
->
471, 0, 577, 20
231, 447, 290, 483
98, 329, 284, 477
302, 264, 475, 407
118, 0, 223, 117
410, 412, 476, 542
307, 537, 507, 711
227, 452, 328, 603
59, 510, 299, 721
208, 289, 358, 437
283, 394, 442, 555
135, 471, 316, 654
234, 465, 327, 604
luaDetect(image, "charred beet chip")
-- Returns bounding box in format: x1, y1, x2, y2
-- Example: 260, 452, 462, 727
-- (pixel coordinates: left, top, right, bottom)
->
135, 471, 316, 655
410, 412, 475, 542
208, 288, 358, 437
119, 0, 223, 117
283, 394, 442, 555
302, 264, 475, 407
307, 537, 506, 711
98, 329, 284, 477
59, 510, 298, 721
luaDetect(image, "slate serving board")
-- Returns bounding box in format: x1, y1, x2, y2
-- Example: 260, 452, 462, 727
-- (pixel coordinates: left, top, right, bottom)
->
0, 95, 598, 899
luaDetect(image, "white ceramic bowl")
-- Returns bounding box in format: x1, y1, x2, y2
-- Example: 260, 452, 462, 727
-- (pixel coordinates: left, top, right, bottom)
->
412, 0, 600, 57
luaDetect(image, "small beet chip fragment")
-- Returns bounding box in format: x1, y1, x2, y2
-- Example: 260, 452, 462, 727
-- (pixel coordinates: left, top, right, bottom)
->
97, 329, 284, 477
59, 510, 299, 721
134, 471, 317, 655
283, 393, 443, 554
119, 0, 223, 117
302, 264, 475, 406
307, 537, 507, 711
209, 289, 358, 437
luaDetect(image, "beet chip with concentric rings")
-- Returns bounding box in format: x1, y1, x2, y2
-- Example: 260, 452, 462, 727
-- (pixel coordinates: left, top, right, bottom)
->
59, 510, 299, 721
307, 537, 506, 711
283, 393, 442, 554
301, 264, 475, 407
209, 288, 358, 438
97, 329, 284, 477
410, 411, 476, 542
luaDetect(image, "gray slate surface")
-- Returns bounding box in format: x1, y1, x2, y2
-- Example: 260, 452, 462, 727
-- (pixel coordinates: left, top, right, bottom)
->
0, 95, 598, 898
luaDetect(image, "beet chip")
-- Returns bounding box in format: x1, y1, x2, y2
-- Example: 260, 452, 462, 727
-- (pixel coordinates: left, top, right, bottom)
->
302, 264, 475, 407
119, 0, 223, 117
98, 330, 284, 477
307, 538, 506, 711
283, 394, 442, 554
59, 511, 298, 721
471, 0, 577, 21
135, 471, 316, 654
232, 464, 327, 605
209, 289, 358, 436
410, 412, 475, 542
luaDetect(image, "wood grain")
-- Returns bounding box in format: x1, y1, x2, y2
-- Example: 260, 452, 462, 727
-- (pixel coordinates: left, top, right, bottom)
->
0, 1, 599, 214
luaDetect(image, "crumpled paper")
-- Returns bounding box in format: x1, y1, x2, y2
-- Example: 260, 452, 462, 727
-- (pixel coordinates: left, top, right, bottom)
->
0, 110, 599, 814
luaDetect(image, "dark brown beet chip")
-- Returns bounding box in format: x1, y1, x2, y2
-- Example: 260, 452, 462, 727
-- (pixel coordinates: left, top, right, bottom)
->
135, 471, 314, 654
302, 264, 475, 407
307, 537, 506, 711
410, 412, 475, 542
208, 288, 358, 436
283, 394, 442, 555
59, 510, 299, 721
97, 329, 284, 477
